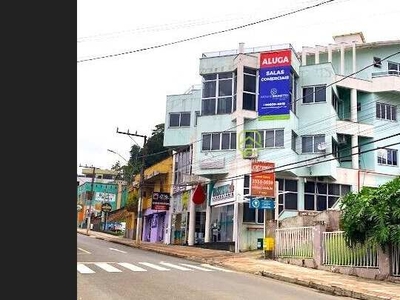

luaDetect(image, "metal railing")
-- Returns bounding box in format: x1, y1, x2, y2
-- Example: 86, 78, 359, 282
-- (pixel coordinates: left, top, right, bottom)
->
322, 231, 378, 268
275, 227, 314, 258
372, 70, 400, 77
392, 243, 400, 276
202, 43, 296, 58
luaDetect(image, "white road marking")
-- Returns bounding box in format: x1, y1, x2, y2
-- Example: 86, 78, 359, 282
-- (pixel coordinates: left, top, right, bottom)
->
200, 264, 234, 272
95, 262, 122, 272
118, 263, 147, 272
179, 263, 214, 271
77, 263, 95, 274
109, 247, 127, 253
77, 247, 91, 254
159, 262, 193, 271
138, 262, 170, 271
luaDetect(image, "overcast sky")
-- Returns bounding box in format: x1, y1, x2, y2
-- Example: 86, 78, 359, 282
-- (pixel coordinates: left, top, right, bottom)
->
77, 0, 399, 174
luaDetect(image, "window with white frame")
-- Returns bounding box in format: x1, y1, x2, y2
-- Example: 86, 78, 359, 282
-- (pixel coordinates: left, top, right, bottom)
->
202, 72, 235, 115
302, 85, 327, 103
169, 112, 191, 127
242, 175, 264, 223
243, 67, 257, 111
376, 102, 397, 121
202, 132, 236, 151
244, 129, 284, 148
289, 71, 298, 114
377, 148, 398, 166
174, 147, 192, 185
304, 181, 351, 211
302, 135, 325, 153
277, 178, 298, 215
388, 61, 400, 76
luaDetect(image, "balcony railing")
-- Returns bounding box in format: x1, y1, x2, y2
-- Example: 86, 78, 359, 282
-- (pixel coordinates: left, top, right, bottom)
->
372, 70, 400, 78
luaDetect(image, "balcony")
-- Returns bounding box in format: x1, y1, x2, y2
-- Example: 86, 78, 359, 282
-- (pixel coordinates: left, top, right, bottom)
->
336, 120, 374, 138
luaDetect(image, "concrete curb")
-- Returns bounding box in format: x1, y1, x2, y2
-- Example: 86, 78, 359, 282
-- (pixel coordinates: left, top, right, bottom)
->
258, 271, 392, 300
78, 231, 395, 300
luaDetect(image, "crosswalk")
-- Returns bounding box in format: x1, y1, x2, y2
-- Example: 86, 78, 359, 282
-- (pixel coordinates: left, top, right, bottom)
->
77, 261, 234, 274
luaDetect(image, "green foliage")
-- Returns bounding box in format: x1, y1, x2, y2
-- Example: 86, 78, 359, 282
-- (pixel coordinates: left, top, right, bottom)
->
125, 191, 138, 212
340, 177, 400, 250
141, 123, 171, 169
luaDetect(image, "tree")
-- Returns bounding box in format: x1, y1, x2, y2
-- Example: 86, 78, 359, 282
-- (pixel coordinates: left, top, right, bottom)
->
142, 123, 171, 168
340, 176, 400, 250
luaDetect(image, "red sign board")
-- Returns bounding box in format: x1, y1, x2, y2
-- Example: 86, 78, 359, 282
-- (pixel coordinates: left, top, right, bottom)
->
251, 161, 275, 197
260, 49, 291, 68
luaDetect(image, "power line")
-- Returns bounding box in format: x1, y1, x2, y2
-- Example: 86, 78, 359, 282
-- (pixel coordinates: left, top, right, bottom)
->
77, 0, 337, 63
132, 50, 400, 163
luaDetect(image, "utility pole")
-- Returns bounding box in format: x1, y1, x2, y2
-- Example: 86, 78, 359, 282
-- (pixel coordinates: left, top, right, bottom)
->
116, 128, 147, 244
79, 164, 97, 234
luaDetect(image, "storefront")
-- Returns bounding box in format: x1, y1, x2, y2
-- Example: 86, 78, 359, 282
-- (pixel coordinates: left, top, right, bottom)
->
209, 180, 236, 243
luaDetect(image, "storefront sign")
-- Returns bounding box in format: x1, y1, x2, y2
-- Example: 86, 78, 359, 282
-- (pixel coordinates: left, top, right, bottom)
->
249, 198, 275, 210
210, 181, 235, 206
95, 192, 116, 202
251, 161, 275, 197
151, 192, 170, 210
258, 49, 291, 121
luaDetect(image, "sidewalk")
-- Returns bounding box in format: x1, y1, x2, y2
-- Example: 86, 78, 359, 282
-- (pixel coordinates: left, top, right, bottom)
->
77, 229, 400, 300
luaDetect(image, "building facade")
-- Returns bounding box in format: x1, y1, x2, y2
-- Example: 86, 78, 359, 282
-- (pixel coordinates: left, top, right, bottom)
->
132, 156, 173, 243
163, 32, 400, 251
77, 169, 128, 228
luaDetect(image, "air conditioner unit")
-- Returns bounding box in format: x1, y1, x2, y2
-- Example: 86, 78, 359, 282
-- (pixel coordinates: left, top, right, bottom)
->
242, 148, 258, 159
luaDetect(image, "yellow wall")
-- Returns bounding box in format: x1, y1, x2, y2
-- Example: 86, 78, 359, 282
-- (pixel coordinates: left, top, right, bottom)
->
133, 156, 173, 210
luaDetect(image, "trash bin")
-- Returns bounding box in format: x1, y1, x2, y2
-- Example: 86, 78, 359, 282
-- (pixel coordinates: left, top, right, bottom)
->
257, 238, 263, 250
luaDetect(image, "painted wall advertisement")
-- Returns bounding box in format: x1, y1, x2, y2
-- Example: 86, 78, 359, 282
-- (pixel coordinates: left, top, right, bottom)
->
251, 161, 275, 198
258, 49, 291, 121
210, 181, 235, 206
95, 192, 116, 202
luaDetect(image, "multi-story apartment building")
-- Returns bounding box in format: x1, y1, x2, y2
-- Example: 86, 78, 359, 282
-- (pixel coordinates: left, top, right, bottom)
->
163, 32, 399, 251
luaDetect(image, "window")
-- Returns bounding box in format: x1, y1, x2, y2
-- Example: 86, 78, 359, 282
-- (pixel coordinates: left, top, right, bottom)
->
265, 129, 284, 148
291, 131, 298, 153
388, 61, 400, 75
202, 132, 236, 151
202, 72, 234, 115
376, 102, 397, 121
302, 135, 325, 153
302, 85, 327, 103
289, 71, 298, 114
277, 179, 298, 215
169, 112, 191, 127
194, 111, 200, 126
243, 129, 284, 148
241, 203, 264, 223
243, 67, 257, 111
331, 88, 339, 113
304, 181, 351, 211
174, 147, 192, 184
377, 148, 398, 166
244, 131, 263, 148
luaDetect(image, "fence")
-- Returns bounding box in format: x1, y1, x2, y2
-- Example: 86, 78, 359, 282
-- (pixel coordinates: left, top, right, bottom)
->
275, 227, 313, 258
392, 243, 400, 276
322, 231, 378, 268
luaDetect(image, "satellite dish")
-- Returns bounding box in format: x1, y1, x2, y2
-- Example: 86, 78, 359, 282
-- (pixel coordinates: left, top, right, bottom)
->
317, 142, 327, 151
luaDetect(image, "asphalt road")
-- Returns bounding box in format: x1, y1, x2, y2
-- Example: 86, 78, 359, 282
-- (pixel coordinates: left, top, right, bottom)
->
77, 234, 348, 300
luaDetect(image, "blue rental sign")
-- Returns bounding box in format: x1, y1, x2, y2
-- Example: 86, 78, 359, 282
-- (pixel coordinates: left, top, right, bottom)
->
258, 65, 291, 121
249, 198, 275, 210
